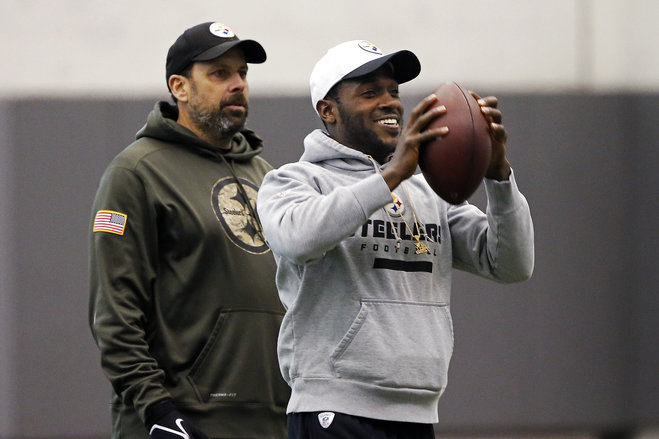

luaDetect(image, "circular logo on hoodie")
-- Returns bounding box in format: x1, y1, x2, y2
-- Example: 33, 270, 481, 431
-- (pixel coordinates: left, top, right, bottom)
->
211, 177, 269, 254
385, 192, 405, 217
209, 22, 235, 38
358, 40, 382, 55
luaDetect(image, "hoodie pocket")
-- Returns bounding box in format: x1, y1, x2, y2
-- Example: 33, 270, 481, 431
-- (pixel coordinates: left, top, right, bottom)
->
187, 309, 289, 405
330, 299, 453, 391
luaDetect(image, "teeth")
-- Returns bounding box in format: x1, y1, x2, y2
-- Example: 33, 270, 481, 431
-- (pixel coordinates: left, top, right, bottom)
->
378, 118, 398, 126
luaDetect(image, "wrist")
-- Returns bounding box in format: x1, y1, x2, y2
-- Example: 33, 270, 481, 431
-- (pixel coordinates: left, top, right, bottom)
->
485, 159, 511, 181
145, 399, 176, 429
381, 167, 405, 191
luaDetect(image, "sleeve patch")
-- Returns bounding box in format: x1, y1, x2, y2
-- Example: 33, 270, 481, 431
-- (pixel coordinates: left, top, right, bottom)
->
93, 210, 127, 235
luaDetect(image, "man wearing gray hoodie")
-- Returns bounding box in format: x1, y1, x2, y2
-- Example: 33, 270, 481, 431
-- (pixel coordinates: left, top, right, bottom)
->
257, 40, 534, 439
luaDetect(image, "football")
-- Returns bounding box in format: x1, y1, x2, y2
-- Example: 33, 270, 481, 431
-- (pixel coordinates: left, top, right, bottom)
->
419, 82, 492, 204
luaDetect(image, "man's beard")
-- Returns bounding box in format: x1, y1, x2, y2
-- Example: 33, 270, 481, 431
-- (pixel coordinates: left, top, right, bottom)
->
188, 90, 248, 143
337, 104, 398, 164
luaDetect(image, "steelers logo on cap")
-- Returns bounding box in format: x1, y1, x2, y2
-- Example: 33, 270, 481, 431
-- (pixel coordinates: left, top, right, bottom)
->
209, 22, 235, 38
358, 40, 382, 55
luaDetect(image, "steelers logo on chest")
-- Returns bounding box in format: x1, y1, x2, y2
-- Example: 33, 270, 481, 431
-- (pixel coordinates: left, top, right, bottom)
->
384, 192, 405, 217
211, 176, 269, 254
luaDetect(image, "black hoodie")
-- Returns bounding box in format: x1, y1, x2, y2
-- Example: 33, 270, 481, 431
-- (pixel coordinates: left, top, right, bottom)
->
89, 101, 289, 438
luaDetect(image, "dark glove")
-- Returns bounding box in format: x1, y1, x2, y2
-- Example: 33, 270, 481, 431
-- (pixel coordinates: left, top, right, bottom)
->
145, 399, 209, 439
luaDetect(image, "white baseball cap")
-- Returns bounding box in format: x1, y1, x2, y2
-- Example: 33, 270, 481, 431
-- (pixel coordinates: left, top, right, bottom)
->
309, 40, 421, 114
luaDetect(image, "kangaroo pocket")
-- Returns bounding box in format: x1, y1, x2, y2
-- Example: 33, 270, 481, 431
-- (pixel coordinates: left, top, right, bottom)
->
330, 299, 454, 391
187, 309, 289, 405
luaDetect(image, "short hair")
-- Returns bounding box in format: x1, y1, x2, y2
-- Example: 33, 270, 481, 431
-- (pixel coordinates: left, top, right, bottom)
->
318, 82, 343, 130
324, 82, 341, 103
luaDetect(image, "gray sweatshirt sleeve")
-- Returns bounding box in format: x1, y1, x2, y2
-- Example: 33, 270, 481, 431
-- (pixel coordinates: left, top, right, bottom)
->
448, 170, 535, 283
257, 167, 393, 265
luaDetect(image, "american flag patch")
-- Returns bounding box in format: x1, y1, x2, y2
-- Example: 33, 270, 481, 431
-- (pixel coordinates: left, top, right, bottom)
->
93, 210, 127, 235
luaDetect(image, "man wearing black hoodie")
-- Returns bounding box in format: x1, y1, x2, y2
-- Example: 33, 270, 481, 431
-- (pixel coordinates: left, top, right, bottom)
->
89, 22, 289, 439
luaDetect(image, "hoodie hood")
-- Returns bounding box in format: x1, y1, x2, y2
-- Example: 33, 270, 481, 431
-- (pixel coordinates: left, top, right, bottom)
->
136, 101, 264, 162
300, 129, 382, 172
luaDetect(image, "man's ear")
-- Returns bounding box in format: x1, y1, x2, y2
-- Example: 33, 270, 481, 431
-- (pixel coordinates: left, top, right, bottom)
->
317, 99, 337, 125
169, 74, 190, 103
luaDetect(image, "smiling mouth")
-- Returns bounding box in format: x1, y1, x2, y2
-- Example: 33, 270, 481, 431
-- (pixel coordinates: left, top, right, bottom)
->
377, 117, 399, 128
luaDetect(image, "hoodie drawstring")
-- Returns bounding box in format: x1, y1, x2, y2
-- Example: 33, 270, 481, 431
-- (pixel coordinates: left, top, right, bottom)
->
367, 156, 433, 254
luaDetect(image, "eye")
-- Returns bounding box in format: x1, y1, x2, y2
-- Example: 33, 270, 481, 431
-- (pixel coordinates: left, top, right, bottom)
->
361, 89, 377, 98
390, 88, 400, 98
212, 69, 230, 79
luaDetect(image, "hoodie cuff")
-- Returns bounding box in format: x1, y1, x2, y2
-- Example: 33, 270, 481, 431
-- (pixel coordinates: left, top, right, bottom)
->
350, 173, 396, 220
483, 169, 525, 216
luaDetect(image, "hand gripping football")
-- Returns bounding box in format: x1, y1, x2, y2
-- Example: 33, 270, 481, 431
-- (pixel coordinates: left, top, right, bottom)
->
419, 82, 492, 204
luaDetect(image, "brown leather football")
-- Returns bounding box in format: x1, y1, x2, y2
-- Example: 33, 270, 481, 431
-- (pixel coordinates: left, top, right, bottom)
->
419, 82, 492, 204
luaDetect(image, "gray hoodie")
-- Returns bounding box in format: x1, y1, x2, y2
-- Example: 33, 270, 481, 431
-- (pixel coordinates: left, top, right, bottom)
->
257, 129, 534, 423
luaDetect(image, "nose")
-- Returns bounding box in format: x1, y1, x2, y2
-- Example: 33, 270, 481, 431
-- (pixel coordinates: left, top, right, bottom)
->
379, 92, 403, 113
228, 72, 247, 92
